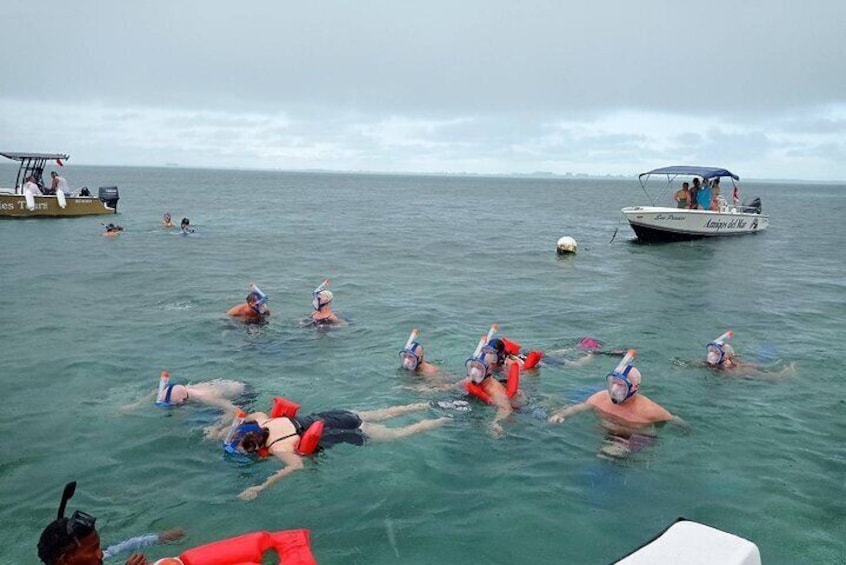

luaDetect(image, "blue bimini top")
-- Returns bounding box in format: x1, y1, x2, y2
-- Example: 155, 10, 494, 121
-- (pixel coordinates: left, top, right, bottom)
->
639, 166, 740, 182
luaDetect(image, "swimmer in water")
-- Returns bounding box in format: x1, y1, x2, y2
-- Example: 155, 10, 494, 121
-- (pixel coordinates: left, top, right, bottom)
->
180, 217, 195, 234
543, 337, 627, 368
310, 279, 345, 326
215, 402, 449, 500
463, 332, 529, 437
228, 284, 270, 320
122, 373, 246, 416
102, 223, 124, 237
162, 212, 174, 228
399, 329, 442, 377
704, 331, 795, 379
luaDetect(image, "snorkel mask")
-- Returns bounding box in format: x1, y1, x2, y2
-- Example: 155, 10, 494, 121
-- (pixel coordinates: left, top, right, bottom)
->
312, 279, 331, 311
37, 481, 98, 564
605, 349, 639, 405
400, 329, 423, 371
706, 331, 733, 367
222, 412, 268, 459
465, 325, 499, 384
248, 283, 268, 315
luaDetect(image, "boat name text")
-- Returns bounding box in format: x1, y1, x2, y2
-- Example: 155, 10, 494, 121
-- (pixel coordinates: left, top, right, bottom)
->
704, 218, 748, 230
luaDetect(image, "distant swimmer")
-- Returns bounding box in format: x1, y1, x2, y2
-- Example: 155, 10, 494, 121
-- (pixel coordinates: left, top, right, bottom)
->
704, 331, 795, 379
162, 211, 175, 228
548, 350, 683, 428
543, 336, 628, 368
310, 278, 345, 326
180, 217, 195, 234
228, 283, 270, 320
462, 326, 529, 437
122, 372, 246, 415
103, 223, 124, 237
213, 398, 449, 500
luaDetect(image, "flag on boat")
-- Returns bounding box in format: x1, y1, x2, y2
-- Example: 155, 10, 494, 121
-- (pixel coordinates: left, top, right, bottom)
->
56, 158, 64, 166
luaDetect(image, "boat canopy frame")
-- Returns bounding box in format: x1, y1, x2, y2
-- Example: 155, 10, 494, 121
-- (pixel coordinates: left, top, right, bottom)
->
1, 152, 69, 194
636, 165, 740, 206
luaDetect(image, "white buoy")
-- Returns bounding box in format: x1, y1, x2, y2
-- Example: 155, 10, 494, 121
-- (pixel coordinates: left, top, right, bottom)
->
556, 236, 578, 255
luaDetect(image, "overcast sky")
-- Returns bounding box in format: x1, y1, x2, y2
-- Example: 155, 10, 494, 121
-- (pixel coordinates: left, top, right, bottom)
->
2, 1, 844, 180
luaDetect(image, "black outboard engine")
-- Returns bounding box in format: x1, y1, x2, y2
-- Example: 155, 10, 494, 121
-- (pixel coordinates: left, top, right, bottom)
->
742, 197, 762, 214
98, 186, 120, 211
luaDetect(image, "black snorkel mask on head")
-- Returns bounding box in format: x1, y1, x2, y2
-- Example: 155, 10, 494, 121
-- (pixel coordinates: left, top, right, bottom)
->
58, 482, 97, 542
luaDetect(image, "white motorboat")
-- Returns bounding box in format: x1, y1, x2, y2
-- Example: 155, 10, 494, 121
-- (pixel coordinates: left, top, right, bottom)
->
621, 166, 768, 242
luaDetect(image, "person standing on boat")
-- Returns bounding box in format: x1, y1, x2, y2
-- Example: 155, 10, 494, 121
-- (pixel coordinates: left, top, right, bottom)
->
23, 174, 43, 196
50, 171, 71, 195
688, 178, 700, 209
673, 182, 691, 209
696, 179, 712, 210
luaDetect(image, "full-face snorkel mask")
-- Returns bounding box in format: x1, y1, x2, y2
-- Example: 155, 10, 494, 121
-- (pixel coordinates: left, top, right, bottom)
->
312, 279, 331, 311
706, 331, 733, 367
465, 326, 500, 384
399, 329, 423, 371
606, 365, 638, 404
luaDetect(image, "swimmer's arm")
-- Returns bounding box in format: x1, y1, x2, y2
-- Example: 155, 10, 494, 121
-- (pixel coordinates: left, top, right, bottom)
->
120, 389, 158, 412
548, 402, 591, 424
193, 394, 240, 416
238, 451, 304, 501
490, 396, 514, 438
103, 528, 185, 559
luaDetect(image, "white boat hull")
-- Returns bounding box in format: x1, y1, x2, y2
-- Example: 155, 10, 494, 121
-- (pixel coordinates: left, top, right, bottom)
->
621, 206, 768, 242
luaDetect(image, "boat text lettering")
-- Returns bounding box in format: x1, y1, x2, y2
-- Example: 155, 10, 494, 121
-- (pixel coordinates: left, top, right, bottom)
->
704, 218, 748, 231
654, 214, 685, 221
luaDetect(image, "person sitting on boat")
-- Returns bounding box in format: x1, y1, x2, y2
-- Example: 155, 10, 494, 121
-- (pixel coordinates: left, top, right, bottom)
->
311, 279, 345, 326
673, 182, 691, 209
709, 179, 725, 211
180, 217, 195, 234
688, 178, 700, 209
103, 223, 124, 237
219, 402, 450, 500
162, 211, 175, 228
696, 179, 712, 210
50, 171, 71, 195
23, 174, 43, 196
228, 289, 270, 320
548, 352, 683, 428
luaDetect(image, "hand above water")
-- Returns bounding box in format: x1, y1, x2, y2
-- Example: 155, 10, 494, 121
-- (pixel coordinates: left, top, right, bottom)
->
125, 554, 147, 565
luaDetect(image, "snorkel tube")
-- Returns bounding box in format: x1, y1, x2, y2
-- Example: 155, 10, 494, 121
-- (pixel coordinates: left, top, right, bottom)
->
706, 330, 733, 366
312, 279, 330, 311
400, 329, 421, 371
155, 371, 170, 407
606, 349, 638, 405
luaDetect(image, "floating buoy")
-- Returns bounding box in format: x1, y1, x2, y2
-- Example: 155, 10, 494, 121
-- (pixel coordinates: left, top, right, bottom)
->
556, 236, 577, 255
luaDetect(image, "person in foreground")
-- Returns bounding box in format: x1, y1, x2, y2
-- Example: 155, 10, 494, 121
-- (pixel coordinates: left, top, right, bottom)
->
310, 278, 345, 326
548, 350, 683, 428
227, 283, 270, 320
37, 481, 184, 565
218, 400, 449, 501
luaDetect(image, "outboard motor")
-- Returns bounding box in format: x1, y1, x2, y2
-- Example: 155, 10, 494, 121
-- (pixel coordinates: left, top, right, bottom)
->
742, 197, 762, 214
98, 186, 120, 211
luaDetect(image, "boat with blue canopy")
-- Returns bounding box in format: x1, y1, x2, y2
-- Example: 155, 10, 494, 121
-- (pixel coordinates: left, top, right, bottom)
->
621, 165, 768, 242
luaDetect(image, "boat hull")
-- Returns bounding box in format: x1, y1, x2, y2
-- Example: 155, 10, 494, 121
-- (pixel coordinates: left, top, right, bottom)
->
0, 193, 117, 217
621, 206, 768, 242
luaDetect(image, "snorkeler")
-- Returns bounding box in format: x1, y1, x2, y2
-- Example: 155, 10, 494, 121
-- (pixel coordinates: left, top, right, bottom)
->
310, 279, 345, 326
399, 329, 442, 376
102, 223, 124, 237
180, 217, 195, 234
216, 399, 449, 501
548, 350, 682, 427
37, 481, 184, 565
122, 371, 246, 415
162, 212, 174, 228
543, 336, 628, 368
227, 283, 270, 319
703, 331, 795, 379
462, 326, 529, 436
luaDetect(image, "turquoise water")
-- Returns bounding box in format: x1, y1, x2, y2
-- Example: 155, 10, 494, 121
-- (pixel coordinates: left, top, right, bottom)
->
1, 165, 843, 564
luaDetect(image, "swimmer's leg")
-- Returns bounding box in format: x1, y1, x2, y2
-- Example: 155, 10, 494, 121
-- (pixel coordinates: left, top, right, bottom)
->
361, 417, 450, 442
357, 402, 429, 422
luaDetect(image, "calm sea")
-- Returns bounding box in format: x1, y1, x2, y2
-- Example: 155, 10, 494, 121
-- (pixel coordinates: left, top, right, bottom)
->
0, 165, 843, 564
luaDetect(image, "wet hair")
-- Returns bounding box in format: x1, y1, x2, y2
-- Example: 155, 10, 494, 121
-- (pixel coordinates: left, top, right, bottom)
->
239, 429, 270, 454
181, 218, 190, 226
37, 519, 73, 564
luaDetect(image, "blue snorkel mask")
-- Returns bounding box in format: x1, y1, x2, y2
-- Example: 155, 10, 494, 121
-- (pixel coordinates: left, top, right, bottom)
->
466, 346, 497, 384
606, 365, 638, 405
400, 342, 423, 371
156, 383, 177, 407
706, 342, 726, 366
223, 421, 265, 462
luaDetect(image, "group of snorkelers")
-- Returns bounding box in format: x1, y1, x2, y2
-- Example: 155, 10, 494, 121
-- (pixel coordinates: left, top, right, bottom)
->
162, 212, 194, 233
226, 278, 344, 326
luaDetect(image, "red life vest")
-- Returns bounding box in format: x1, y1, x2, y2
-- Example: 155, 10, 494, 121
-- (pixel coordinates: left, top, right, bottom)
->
173, 530, 316, 565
